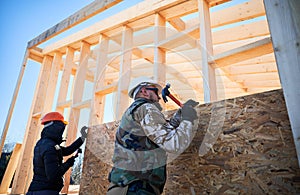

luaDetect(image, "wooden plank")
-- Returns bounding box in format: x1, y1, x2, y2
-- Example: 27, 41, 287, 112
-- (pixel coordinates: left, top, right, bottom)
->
225, 62, 277, 75
95, 82, 118, 96
27, 0, 122, 48
168, 17, 186, 31
212, 19, 270, 45
210, 0, 265, 28
42, 0, 190, 54
62, 41, 91, 193
213, 36, 270, 55
11, 55, 53, 194
211, 37, 273, 68
44, 52, 63, 111
0, 143, 22, 194
198, 0, 217, 102
154, 13, 166, 84
56, 100, 72, 108
89, 34, 109, 126
0, 50, 28, 158
186, 0, 265, 30
56, 47, 75, 113
28, 47, 44, 63
232, 72, 279, 82
158, 25, 198, 50
264, 0, 300, 166
116, 26, 133, 120
243, 80, 281, 88
72, 99, 91, 109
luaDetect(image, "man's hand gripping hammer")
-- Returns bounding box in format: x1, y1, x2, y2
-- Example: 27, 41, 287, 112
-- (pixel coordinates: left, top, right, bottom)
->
161, 83, 183, 107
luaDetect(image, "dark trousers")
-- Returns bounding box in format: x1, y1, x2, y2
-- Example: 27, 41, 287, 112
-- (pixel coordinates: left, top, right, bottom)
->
127, 180, 157, 195
26, 190, 59, 195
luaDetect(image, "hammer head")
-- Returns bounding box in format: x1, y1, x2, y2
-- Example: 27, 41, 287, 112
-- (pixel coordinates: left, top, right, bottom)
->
161, 83, 171, 103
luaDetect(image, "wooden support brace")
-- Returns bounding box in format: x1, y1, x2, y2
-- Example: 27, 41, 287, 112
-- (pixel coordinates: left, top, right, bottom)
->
0, 50, 28, 158
0, 143, 22, 194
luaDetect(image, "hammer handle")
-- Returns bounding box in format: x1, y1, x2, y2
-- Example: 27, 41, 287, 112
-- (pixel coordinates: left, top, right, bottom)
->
169, 94, 183, 107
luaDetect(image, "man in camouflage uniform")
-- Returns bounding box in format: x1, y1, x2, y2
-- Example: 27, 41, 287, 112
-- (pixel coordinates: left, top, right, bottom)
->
107, 76, 198, 195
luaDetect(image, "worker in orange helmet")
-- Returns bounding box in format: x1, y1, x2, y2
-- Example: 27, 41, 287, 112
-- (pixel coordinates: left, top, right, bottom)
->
26, 111, 88, 195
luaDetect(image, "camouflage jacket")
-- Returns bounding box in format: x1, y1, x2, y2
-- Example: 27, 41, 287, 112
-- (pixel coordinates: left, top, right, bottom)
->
109, 98, 195, 193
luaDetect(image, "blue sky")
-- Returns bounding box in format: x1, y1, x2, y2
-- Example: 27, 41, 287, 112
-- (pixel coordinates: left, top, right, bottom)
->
0, 0, 143, 144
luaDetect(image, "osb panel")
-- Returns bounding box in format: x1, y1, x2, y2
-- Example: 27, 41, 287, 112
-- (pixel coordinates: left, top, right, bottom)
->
80, 89, 300, 194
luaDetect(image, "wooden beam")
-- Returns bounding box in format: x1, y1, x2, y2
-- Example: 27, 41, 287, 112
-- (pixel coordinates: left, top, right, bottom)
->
212, 19, 270, 45
27, 0, 122, 48
0, 143, 22, 194
158, 25, 198, 50
95, 82, 118, 96
211, 37, 273, 68
198, 0, 217, 102
89, 34, 109, 126
264, 0, 300, 166
210, 0, 265, 28
11, 55, 53, 194
168, 17, 186, 31
154, 13, 166, 84
186, 0, 266, 30
56, 100, 72, 108
28, 47, 44, 63
43, 52, 63, 112
62, 41, 91, 193
0, 50, 28, 158
225, 62, 277, 75
56, 47, 75, 113
42, 0, 190, 54
72, 99, 91, 109
116, 26, 133, 120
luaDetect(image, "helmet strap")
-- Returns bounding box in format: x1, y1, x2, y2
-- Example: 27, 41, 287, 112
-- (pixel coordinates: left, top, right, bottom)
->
44, 121, 54, 128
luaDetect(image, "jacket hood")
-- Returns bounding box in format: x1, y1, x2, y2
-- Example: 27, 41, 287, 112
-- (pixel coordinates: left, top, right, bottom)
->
41, 121, 66, 144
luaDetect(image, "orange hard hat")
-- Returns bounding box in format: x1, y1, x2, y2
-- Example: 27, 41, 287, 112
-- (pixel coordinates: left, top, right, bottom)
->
41, 112, 68, 125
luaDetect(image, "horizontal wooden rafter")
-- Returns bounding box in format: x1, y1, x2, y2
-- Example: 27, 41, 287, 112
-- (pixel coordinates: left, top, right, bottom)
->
27, 0, 122, 48
210, 37, 273, 68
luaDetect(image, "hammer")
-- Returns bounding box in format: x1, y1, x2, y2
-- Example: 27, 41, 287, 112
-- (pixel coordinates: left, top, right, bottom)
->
161, 83, 183, 107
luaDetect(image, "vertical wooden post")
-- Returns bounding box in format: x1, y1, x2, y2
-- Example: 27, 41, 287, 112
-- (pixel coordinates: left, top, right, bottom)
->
0, 50, 28, 157
12, 55, 53, 194
154, 13, 166, 85
62, 41, 90, 193
0, 143, 22, 194
264, 0, 300, 166
116, 26, 133, 120
89, 34, 109, 126
43, 52, 63, 112
56, 47, 75, 113
198, 0, 217, 102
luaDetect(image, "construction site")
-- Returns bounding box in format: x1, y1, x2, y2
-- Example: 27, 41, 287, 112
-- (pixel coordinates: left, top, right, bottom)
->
0, 0, 300, 194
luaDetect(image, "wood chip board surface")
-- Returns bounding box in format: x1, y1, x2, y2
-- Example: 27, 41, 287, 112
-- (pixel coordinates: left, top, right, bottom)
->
80, 89, 300, 194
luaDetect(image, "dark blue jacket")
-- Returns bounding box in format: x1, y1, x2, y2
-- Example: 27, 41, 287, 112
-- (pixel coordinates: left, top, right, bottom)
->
27, 121, 83, 192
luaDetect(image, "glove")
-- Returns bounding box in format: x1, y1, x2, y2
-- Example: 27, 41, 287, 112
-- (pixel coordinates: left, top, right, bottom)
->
184, 99, 199, 107
80, 126, 88, 141
169, 109, 181, 128
64, 156, 75, 168
181, 99, 199, 124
